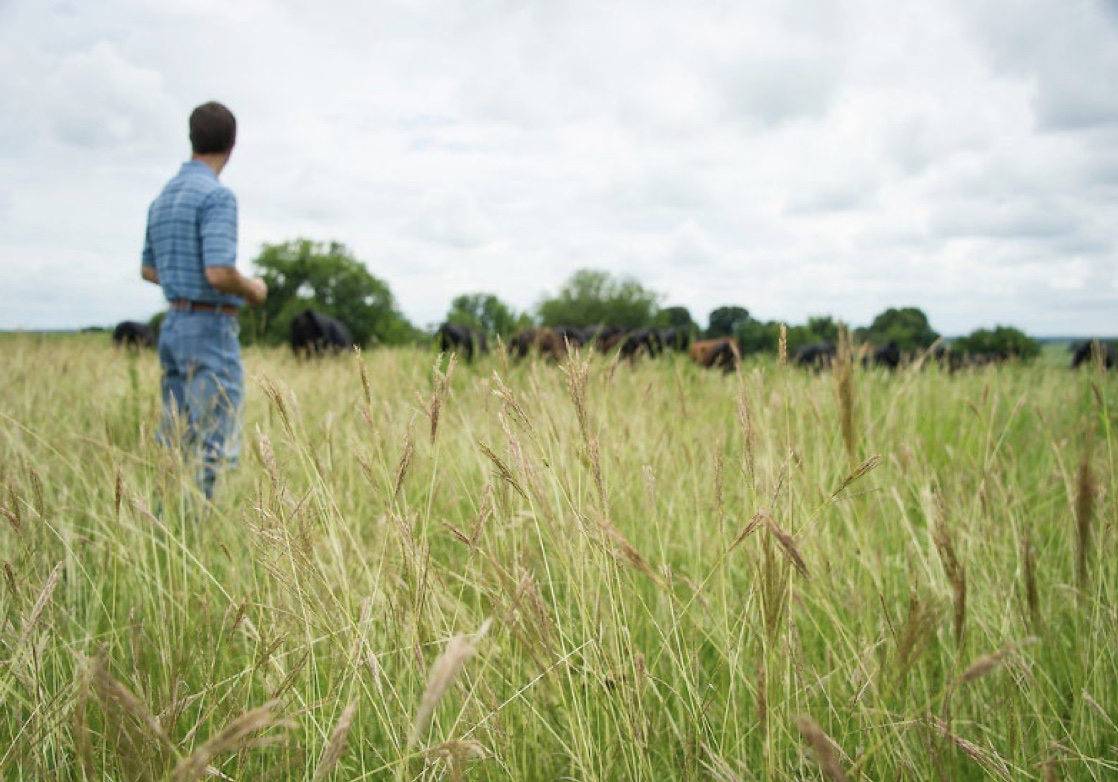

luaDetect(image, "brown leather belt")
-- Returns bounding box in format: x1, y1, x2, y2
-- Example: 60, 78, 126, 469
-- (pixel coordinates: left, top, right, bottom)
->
171, 300, 240, 316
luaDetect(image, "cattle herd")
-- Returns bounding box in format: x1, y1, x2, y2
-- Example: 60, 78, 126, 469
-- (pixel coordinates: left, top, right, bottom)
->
111, 312, 1116, 372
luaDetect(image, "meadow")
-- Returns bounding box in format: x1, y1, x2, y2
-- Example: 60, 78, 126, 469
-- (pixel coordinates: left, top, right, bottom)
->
1, 332, 1115, 781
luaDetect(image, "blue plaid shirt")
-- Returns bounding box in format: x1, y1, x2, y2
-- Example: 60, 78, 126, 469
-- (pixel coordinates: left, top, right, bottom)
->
142, 161, 243, 307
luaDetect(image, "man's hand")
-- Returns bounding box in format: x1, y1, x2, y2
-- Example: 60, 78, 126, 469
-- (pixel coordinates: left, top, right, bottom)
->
244, 277, 268, 307
205, 266, 268, 306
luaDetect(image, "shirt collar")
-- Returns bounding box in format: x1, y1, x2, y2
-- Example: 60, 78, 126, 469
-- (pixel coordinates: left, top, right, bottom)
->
181, 160, 219, 180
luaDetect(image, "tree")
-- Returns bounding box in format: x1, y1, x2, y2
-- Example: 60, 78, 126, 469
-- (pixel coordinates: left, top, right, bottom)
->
535, 269, 662, 328
445, 293, 526, 338
859, 307, 940, 352
241, 239, 415, 347
736, 319, 783, 354
706, 306, 750, 339
654, 305, 698, 333
954, 325, 1040, 361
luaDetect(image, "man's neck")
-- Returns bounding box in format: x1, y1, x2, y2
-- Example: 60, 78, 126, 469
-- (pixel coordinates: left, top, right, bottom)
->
192, 152, 229, 176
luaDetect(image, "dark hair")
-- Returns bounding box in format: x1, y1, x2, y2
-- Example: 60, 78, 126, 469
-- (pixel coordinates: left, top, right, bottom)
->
189, 102, 236, 155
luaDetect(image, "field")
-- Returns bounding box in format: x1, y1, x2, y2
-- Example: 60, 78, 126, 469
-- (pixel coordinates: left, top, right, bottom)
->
1, 332, 1116, 781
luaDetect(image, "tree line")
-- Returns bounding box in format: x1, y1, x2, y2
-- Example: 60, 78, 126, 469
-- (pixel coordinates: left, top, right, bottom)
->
162, 238, 1039, 360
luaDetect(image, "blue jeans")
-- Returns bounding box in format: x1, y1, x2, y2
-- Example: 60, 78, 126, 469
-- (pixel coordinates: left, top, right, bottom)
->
157, 310, 243, 499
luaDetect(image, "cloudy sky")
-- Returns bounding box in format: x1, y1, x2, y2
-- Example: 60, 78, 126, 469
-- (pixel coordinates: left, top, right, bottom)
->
2, 0, 1117, 336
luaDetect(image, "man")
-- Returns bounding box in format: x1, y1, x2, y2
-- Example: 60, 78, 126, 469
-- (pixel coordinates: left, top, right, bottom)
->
141, 101, 268, 499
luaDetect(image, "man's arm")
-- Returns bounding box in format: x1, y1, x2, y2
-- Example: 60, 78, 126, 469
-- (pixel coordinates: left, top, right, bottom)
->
142, 265, 160, 284
205, 266, 268, 306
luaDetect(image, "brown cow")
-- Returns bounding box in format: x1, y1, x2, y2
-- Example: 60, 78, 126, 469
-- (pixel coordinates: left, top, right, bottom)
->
689, 337, 741, 373
508, 327, 567, 361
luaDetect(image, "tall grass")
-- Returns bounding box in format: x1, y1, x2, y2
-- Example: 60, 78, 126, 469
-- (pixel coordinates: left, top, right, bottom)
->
1, 331, 1116, 780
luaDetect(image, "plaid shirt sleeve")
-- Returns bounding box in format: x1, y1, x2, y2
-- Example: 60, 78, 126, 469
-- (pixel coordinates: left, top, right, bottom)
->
141, 208, 155, 268
200, 187, 239, 268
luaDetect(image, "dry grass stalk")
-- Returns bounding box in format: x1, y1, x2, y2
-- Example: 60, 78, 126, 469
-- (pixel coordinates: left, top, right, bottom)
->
1074, 424, 1095, 590
392, 420, 416, 504
600, 516, 661, 583
312, 701, 357, 781
756, 650, 768, 738
476, 441, 529, 501
90, 656, 176, 774
489, 372, 534, 433
833, 325, 857, 470
28, 466, 44, 518
409, 618, 493, 747
893, 591, 941, 676
766, 513, 809, 580
700, 742, 747, 782
779, 323, 788, 365
957, 637, 1036, 686
932, 717, 1012, 781
795, 715, 850, 782
931, 495, 967, 651
172, 700, 282, 782
257, 377, 296, 441
72, 658, 95, 778
3, 561, 17, 598
425, 353, 457, 444
255, 430, 280, 488
355, 346, 372, 408
5, 482, 21, 529
1022, 528, 1040, 629
1, 505, 18, 532
423, 740, 488, 782
829, 455, 881, 500
17, 561, 62, 654
737, 392, 756, 493
1082, 689, 1117, 730
114, 467, 124, 519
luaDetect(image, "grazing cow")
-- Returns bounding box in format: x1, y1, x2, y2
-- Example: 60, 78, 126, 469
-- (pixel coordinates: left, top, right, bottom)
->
659, 328, 692, 352
793, 342, 836, 369
592, 325, 627, 351
112, 320, 155, 350
618, 328, 664, 361
508, 327, 567, 361
290, 309, 353, 357
689, 337, 741, 373
554, 325, 593, 349
436, 322, 487, 362
598, 329, 630, 354
1070, 340, 1116, 370
862, 341, 902, 370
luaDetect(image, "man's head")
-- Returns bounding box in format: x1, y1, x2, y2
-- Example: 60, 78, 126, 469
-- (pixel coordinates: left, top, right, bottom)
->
189, 102, 236, 155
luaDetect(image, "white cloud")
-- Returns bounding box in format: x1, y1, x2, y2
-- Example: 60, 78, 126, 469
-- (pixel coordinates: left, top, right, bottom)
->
0, 0, 1115, 337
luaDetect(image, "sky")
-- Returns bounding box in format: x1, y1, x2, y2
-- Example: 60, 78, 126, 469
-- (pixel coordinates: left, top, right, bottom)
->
1, 0, 1117, 337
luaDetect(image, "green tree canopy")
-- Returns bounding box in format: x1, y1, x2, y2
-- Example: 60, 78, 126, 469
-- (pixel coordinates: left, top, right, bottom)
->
535, 269, 662, 328
240, 239, 415, 347
736, 319, 783, 355
445, 293, 527, 337
706, 306, 750, 338
953, 325, 1040, 361
654, 305, 698, 333
857, 307, 940, 352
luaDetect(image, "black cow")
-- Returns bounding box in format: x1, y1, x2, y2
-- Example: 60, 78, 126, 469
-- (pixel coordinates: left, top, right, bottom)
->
592, 325, 627, 351
1070, 340, 1116, 370
113, 320, 155, 350
659, 328, 692, 352
436, 322, 488, 361
618, 328, 664, 360
862, 341, 901, 370
290, 309, 353, 357
793, 342, 836, 369
554, 325, 593, 349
